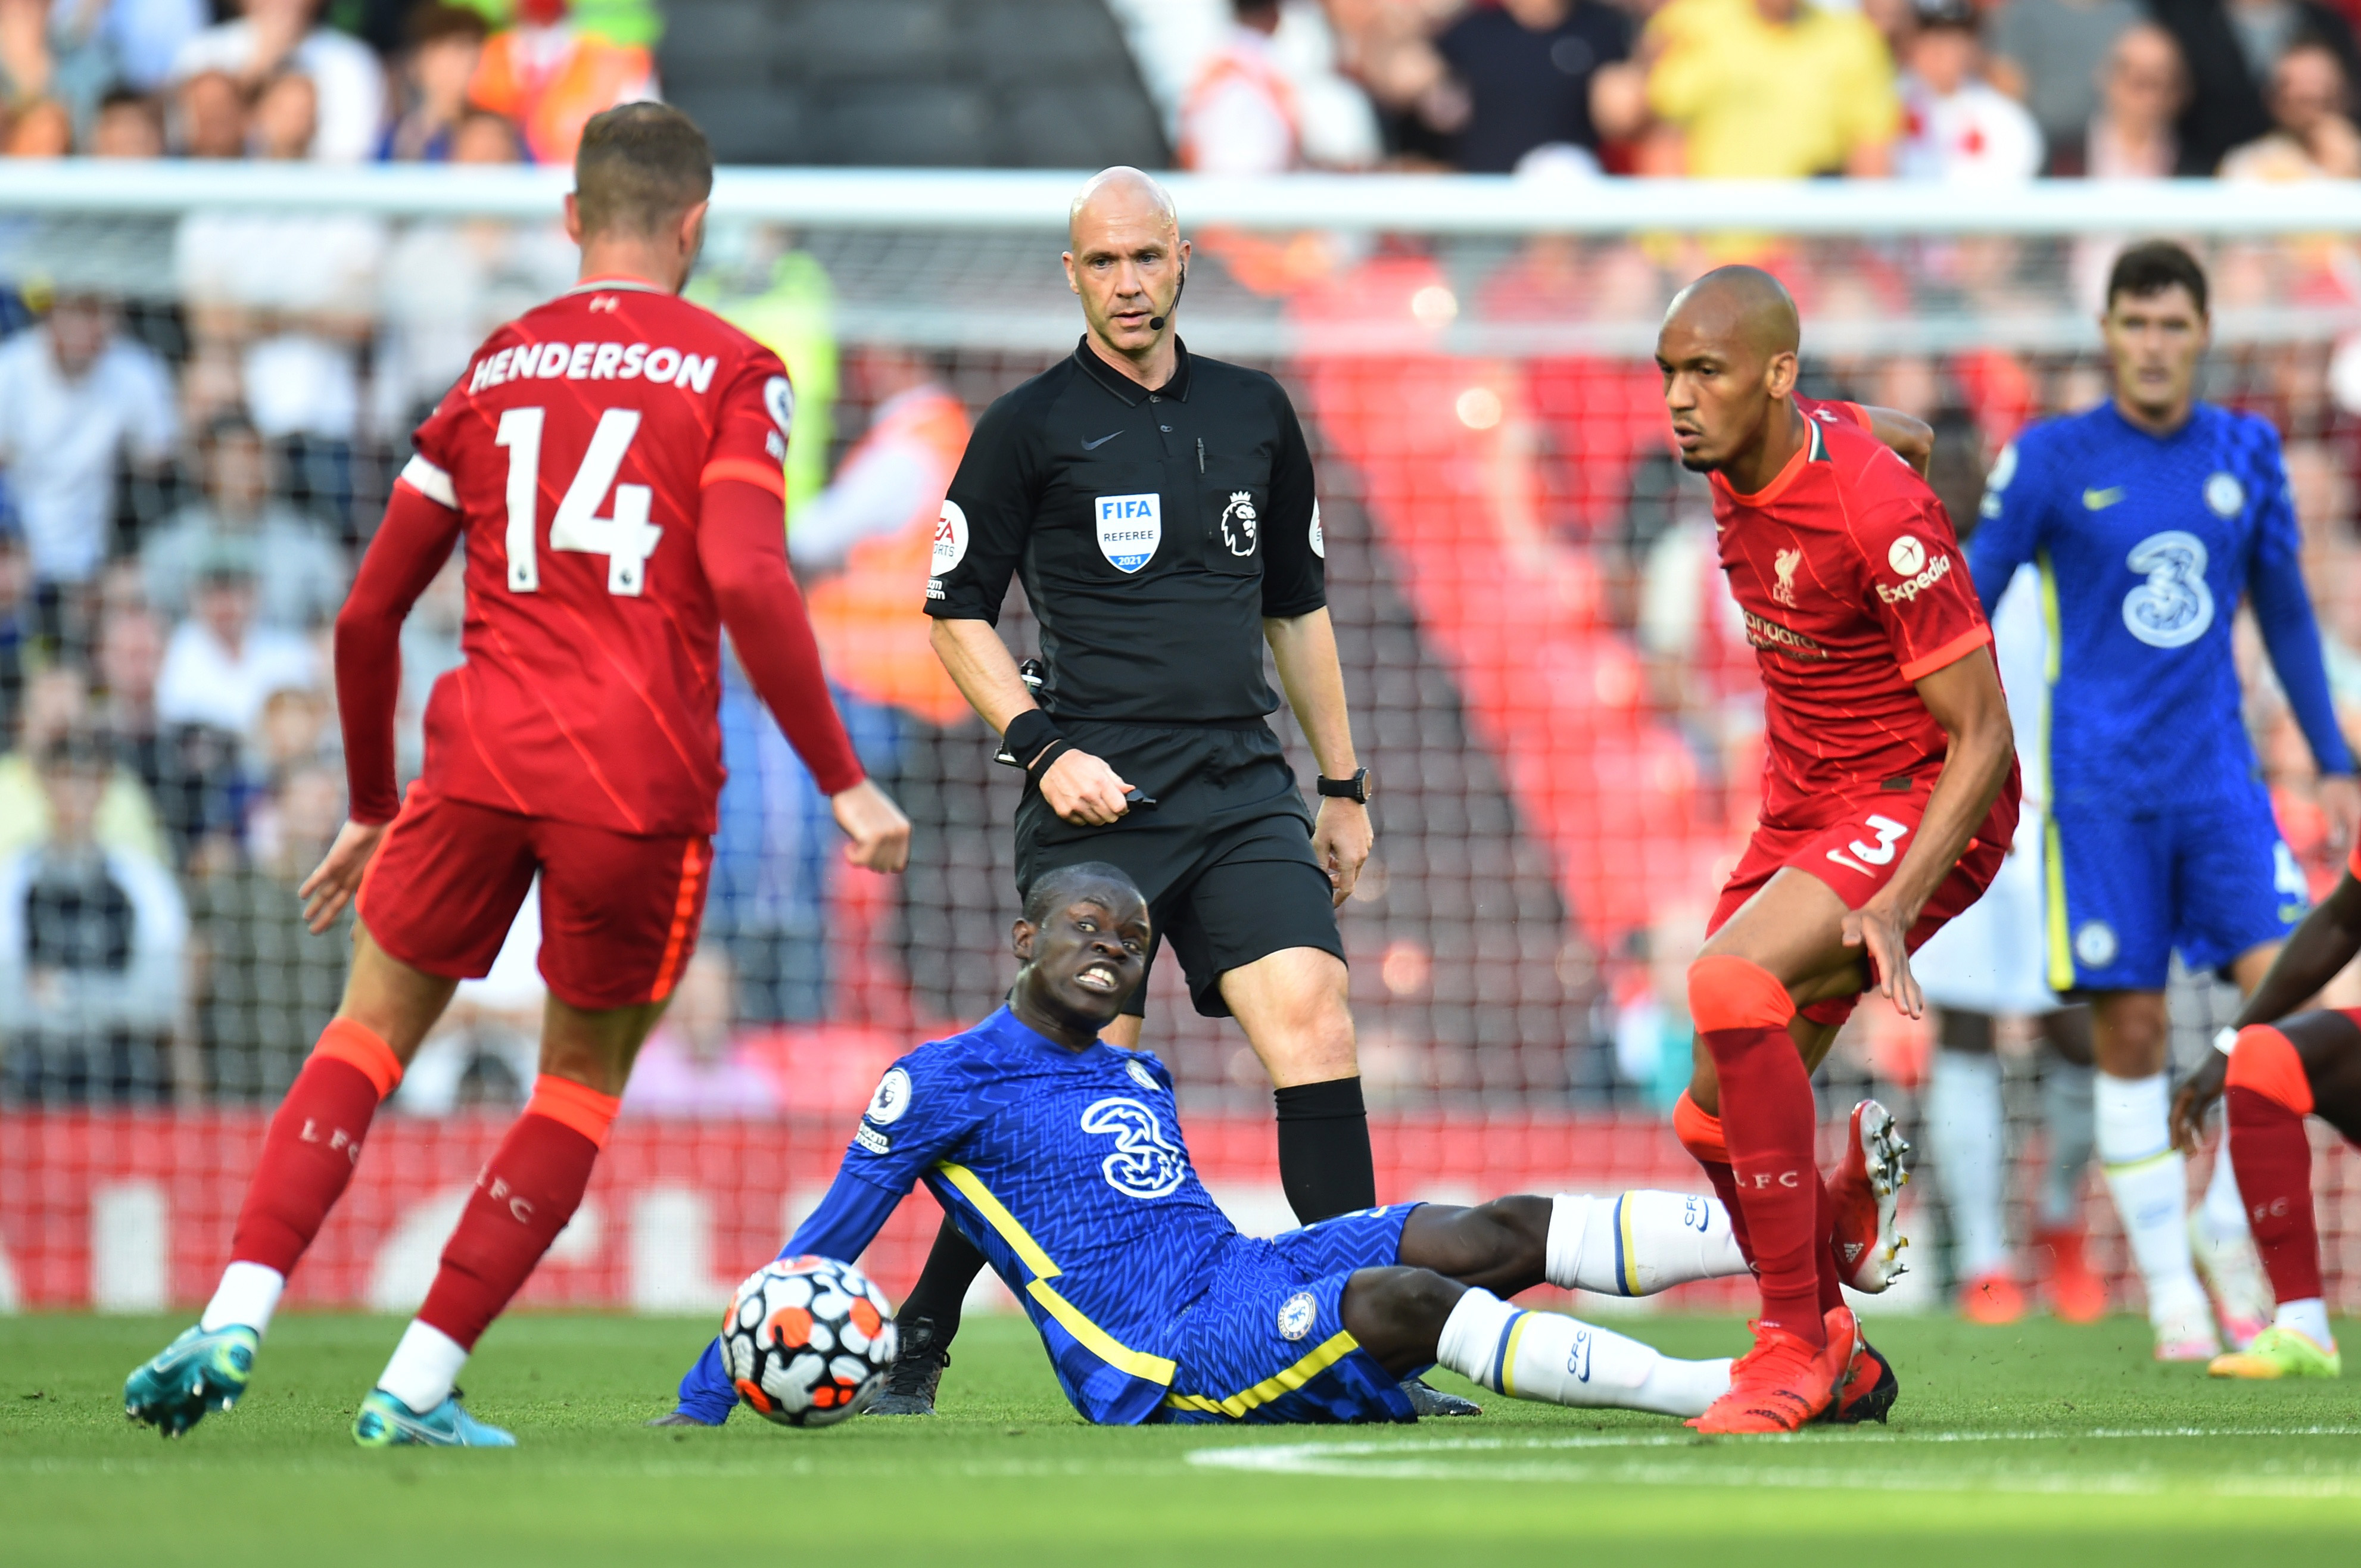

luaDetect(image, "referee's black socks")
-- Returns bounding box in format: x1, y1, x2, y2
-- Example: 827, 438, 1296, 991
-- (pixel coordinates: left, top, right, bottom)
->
1274, 1076, 1378, 1224
895, 1212, 986, 1351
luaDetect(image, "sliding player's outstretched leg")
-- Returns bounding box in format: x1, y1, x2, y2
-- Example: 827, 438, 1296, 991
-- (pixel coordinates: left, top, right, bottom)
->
1379, 1193, 1750, 1416
124, 932, 454, 1438
355, 990, 665, 1448
2207, 1014, 2361, 1380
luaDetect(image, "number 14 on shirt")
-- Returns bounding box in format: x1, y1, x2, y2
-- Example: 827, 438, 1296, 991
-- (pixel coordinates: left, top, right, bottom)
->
494, 405, 664, 597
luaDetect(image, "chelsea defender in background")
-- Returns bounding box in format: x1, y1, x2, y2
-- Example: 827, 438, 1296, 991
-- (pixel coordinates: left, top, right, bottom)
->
1969, 241, 2360, 1361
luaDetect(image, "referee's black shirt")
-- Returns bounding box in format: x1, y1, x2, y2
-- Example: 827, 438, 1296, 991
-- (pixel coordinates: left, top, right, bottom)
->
925, 337, 1325, 724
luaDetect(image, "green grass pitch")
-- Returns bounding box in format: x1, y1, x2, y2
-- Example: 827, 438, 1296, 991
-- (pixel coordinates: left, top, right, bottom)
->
4, 1311, 2357, 1565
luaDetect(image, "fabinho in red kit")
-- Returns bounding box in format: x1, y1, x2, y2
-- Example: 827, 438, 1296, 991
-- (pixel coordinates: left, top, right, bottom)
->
122, 104, 911, 1447
1658, 268, 2020, 1433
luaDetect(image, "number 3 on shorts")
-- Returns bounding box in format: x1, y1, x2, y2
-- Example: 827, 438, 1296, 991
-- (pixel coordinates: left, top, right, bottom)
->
1827, 814, 1910, 877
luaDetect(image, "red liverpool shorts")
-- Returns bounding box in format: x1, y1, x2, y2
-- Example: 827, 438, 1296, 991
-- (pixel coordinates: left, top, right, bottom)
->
1707, 782, 2017, 1027
357, 786, 712, 1011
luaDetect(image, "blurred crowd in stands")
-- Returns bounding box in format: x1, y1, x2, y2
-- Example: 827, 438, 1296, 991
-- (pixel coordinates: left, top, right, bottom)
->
0, 0, 2351, 182
1176, 0, 2361, 181
0, 0, 653, 164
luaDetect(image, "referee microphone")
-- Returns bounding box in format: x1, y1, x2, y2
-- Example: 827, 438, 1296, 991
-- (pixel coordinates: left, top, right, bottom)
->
1148, 265, 1188, 332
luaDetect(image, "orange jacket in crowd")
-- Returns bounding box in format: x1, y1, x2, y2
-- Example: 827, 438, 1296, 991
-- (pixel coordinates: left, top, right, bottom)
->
470, 24, 656, 166
804, 386, 975, 728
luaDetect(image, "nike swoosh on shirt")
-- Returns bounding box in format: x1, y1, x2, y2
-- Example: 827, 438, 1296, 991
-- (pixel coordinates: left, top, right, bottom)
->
2082, 486, 2125, 510
1082, 431, 1123, 450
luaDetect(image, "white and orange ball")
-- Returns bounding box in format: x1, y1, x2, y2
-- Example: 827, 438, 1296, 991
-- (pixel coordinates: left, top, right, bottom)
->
719, 1256, 898, 1427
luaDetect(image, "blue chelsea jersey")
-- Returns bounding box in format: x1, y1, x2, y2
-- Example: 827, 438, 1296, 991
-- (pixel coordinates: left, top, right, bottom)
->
1967, 400, 2352, 812
826, 1007, 1239, 1424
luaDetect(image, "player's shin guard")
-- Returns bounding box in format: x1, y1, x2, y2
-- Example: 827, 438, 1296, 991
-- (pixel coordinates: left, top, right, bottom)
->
2226, 1028, 2327, 1341
207, 1019, 405, 1335
1435, 1286, 1730, 1418
1545, 1191, 1748, 1296
1690, 956, 1824, 1346
2095, 1069, 2207, 1325
1273, 1076, 1376, 1224
388, 1076, 616, 1411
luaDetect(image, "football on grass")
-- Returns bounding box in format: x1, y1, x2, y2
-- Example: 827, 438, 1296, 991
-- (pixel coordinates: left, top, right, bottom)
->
720, 1256, 898, 1426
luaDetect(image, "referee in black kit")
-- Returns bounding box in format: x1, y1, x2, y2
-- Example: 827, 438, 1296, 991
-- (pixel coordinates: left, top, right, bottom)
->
871, 168, 1472, 1419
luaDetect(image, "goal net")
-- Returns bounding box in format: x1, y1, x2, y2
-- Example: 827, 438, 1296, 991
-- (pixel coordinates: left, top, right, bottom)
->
0, 163, 2353, 1319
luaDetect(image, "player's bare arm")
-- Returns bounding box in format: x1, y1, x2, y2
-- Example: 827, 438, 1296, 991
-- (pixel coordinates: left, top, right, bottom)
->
1264, 607, 1370, 906
929, 615, 1135, 826
2172, 869, 2361, 1149
301, 464, 466, 933
1858, 405, 1934, 478
1845, 646, 2015, 1018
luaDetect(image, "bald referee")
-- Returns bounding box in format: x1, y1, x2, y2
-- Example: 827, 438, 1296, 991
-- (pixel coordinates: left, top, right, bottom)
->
869, 168, 1468, 1417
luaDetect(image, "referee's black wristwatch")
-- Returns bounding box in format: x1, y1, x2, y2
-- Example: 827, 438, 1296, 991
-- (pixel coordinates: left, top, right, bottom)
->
1316, 768, 1372, 804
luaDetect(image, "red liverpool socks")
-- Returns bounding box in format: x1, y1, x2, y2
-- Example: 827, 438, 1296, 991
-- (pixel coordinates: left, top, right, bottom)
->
414, 1076, 618, 1354
2225, 1027, 2323, 1308
1673, 1092, 1753, 1265
223, 1020, 404, 1276
1690, 954, 1824, 1346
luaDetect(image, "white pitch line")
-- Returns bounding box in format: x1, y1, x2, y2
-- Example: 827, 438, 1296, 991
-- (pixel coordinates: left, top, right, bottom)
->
1186, 1426, 2361, 1495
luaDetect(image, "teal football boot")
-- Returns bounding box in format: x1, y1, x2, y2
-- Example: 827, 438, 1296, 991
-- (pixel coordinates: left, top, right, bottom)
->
352, 1388, 516, 1448
123, 1324, 259, 1438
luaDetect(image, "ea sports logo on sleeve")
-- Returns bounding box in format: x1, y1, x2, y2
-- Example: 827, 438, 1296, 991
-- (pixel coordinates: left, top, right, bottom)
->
932, 500, 968, 575
1888, 535, 1927, 575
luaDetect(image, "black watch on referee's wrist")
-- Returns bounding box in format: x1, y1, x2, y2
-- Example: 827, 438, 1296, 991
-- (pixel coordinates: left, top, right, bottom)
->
1316, 768, 1372, 805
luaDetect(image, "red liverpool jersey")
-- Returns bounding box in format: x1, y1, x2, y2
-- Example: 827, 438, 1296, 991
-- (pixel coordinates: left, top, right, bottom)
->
401, 279, 801, 837
1711, 401, 2000, 827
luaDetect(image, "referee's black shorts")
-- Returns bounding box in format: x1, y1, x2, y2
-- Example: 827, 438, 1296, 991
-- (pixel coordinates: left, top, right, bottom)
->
1013, 718, 1344, 1019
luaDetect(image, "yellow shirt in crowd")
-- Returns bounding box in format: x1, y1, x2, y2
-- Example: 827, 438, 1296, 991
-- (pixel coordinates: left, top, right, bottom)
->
1645, 0, 1901, 178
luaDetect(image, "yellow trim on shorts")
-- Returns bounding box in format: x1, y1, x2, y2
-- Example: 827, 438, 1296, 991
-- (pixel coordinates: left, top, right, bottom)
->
933, 1160, 1177, 1385
1161, 1329, 1364, 1419
2045, 815, 2076, 995
2036, 550, 2076, 995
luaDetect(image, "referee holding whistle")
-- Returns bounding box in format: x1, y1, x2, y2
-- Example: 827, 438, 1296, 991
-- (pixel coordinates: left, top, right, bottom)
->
873, 167, 1468, 1416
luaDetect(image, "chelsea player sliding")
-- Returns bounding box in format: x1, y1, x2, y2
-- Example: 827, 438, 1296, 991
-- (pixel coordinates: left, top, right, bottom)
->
664, 863, 1803, 1428
1969, 241, 2360, 1362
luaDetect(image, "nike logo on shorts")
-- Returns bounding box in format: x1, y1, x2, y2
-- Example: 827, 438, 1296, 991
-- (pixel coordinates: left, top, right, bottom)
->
2082, 486, 2125, 510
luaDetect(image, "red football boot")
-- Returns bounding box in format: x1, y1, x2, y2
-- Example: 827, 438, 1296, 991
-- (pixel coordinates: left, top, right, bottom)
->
1820, 1332, 1898, 1425
1959, 1268, 2028, 1325
2033, 1226, 2107, 1324
1827, 1099, 1910, 1292
1690, 1308, 1858, 1435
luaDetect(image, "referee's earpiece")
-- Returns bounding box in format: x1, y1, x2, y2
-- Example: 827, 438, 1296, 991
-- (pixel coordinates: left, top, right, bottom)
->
1148, 264, 1188, 333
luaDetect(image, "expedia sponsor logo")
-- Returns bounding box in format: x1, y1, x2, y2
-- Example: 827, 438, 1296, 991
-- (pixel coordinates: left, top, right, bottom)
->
469, 341, 720, 395
1876, 550, 1952, 604
1743, 610, 1829, 659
